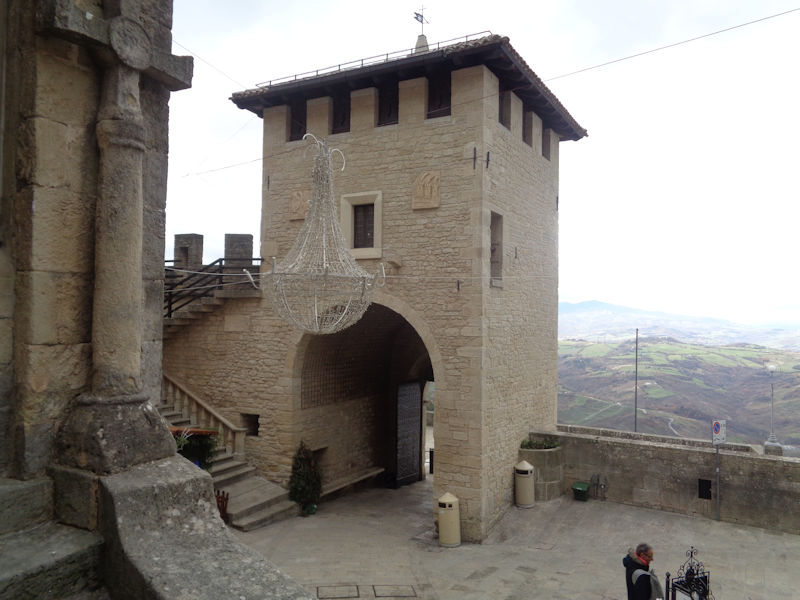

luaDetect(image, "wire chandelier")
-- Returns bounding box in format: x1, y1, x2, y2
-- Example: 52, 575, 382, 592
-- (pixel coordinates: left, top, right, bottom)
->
269, 134, 384, 334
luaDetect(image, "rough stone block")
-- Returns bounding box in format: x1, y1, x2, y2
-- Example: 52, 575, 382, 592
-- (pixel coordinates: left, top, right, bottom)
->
50, 464, 99, 530
17, 343, 91, 409
0, 477, 53, 534
13, 421, 55, 478
35, 50, 99, 121
15, 271, 92, 345
14, 186, 95, 273
98, 456, 313, 599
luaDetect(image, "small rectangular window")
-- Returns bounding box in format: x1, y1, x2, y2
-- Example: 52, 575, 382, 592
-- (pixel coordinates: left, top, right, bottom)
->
289, 99, 306, 141
332, 90, 350, 134
378, 81, 399, 126
498, 91, 511, 130
427, 71, 451, 119
353, 204, 374, 248
542, 127, 551, 160
241, 413, 260, 437
490, 211, 503, 286
698, 478, 712, 500
522, 111, 533, 146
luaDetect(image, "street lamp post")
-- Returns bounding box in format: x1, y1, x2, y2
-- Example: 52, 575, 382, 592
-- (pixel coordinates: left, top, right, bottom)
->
765, 364, 780, 446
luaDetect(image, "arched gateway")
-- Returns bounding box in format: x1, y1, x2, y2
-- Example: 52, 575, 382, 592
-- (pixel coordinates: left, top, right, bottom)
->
295, 303, 434, 489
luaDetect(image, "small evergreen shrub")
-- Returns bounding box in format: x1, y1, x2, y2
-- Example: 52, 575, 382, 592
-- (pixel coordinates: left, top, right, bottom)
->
289, 440, 322, 515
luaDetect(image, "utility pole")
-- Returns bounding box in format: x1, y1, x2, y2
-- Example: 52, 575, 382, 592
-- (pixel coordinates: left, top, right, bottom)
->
634, 328, 639, 432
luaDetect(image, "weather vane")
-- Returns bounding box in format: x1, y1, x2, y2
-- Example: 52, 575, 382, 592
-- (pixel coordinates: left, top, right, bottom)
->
414, 6, 429, 35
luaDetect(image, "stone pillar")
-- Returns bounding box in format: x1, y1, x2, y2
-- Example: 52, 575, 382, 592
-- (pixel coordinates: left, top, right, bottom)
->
93, 65, 146, 395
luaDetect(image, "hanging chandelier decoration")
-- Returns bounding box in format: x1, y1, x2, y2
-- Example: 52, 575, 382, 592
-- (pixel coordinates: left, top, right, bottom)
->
268, 134, 384, 335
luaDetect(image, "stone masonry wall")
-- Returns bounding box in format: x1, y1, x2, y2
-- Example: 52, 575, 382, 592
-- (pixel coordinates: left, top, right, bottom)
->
549, 427, 800, 534
0, 4, 13, 476
4, 7, 100, 476
481, 74, 561, 532
263, 65, 491, 541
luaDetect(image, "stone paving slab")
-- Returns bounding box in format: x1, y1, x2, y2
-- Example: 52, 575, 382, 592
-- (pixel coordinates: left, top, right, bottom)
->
234, 475, 799, 599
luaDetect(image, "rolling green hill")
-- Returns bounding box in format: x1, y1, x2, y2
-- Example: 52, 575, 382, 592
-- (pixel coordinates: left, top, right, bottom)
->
557, 337, 800, 446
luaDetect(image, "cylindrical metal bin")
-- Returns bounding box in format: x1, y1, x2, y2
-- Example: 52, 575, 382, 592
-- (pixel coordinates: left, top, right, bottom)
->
437, 492, 460, 547
515, 460, 535, 508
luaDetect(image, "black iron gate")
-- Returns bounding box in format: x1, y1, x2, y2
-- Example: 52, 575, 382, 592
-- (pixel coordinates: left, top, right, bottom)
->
395, 382, 422, 487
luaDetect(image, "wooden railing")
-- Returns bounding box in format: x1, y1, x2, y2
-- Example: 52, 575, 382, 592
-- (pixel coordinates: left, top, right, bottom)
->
161, 374, 246, 458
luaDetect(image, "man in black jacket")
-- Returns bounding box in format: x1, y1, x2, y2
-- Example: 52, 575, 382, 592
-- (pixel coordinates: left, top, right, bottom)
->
622, 543, 655, 600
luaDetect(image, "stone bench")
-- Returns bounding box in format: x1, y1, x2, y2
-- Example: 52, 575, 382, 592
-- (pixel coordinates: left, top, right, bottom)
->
321, 467, 386, 497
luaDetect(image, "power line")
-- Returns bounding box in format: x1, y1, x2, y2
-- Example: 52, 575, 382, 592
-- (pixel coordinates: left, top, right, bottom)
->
177, 7, 800, 177
545, 7, 800, 81
172, 40, 249, 89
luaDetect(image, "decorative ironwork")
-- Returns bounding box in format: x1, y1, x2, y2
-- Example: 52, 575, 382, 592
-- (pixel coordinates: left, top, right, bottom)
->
666, 546, 714, 600
268, 135, 384, 335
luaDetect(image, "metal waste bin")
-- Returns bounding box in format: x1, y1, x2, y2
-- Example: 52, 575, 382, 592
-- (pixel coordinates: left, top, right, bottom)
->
572, 481, 590, 501
514, 460, 535, 508
437, 492, 461, 547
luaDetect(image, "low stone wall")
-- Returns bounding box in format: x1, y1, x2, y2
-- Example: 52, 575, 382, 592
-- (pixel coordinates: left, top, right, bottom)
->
530, 426, 800, 534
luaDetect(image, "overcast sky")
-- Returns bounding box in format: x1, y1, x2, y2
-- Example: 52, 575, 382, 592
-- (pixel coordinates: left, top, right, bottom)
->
167, 1, 800, 326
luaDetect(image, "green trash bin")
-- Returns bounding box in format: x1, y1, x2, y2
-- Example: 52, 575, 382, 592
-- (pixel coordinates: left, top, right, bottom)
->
572, 481, 590, 501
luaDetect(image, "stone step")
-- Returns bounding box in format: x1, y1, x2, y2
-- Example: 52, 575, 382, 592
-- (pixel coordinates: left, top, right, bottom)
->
208, 456, 248, 478
172, 309, 202, 320
212, 464, 257, 488
163, 317, 194, 327
0, 522, 103, 600
0, 478, 53, 535
223, 477, 289, 521
59, 588, 111, 600
231, 499, 298, 532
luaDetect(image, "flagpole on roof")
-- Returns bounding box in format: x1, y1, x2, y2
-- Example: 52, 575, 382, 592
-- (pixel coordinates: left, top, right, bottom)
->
414, 7, 429, 35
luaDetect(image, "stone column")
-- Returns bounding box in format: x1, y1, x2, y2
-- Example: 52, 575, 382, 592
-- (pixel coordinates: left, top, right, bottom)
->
93, 64, 146, 396
37, 5, 192, 528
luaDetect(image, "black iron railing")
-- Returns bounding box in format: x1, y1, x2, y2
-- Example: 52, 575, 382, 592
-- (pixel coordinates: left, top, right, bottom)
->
666, 547, 714, 600
164, 257, 262, 318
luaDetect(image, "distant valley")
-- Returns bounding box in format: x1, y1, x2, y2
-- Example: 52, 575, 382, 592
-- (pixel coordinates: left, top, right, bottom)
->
557, 301, 800, 451
559, 301, 800, 351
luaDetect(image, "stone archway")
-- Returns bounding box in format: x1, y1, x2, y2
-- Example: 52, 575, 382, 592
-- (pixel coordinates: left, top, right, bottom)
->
297, 303, 433, 488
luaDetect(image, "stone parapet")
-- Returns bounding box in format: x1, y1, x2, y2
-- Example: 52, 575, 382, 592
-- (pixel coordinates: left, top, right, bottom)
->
540, 427, 800, 534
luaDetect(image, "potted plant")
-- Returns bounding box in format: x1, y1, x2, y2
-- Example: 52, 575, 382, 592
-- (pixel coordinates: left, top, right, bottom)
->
519, 434, 564, 501
172, 427, 218, 470
289, 440, 322, 515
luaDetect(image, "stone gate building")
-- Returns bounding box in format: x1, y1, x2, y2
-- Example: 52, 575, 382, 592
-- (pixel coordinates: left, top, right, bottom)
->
164, 34, 586, 541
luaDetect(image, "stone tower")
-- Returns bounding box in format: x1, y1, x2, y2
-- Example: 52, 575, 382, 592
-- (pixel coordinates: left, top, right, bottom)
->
167, 34, 585, 542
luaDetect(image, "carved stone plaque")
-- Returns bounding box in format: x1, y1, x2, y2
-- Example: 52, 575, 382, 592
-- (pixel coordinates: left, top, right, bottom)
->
412, 171, 440, 210
289, 190, 310, 220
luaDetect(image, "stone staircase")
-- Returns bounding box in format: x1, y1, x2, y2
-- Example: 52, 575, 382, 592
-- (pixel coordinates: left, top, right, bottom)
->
160, 375, 298, 531
163, 295, 225, 340
163, 285, 260, 341
0, 478, 107, 599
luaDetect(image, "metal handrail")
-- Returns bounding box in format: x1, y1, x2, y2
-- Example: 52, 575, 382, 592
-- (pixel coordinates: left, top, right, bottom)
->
162, 374, 247, 458
256, 31, 493, 88
164, 257, 262, 318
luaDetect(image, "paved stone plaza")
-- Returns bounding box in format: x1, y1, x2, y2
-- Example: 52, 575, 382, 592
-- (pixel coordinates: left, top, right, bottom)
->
235, 476, 797, 599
